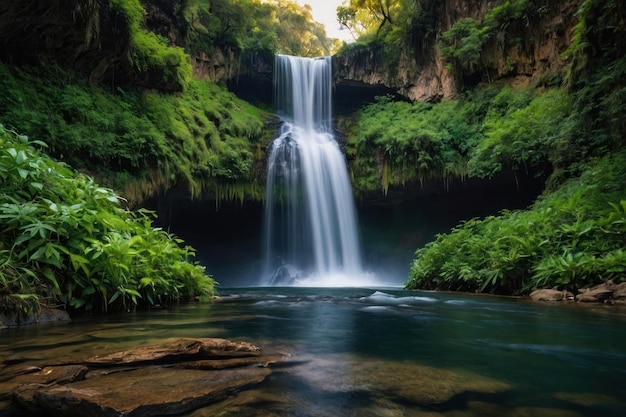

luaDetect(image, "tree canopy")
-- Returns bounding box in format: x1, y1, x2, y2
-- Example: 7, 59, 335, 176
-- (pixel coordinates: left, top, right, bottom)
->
184, 0, 341, 57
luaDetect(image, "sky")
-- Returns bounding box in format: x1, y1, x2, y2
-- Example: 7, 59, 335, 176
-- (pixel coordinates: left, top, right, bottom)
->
294, 0, 354, 42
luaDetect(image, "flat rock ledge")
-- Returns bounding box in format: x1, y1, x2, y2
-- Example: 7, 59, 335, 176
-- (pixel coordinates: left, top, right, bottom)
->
1, 338, 290, 417
530, 281, 626, 304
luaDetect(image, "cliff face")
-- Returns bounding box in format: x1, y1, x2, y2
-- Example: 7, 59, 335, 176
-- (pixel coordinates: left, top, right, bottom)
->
0, 0, 120, 81
334, 0, 580, 101
0, 0, 189, 92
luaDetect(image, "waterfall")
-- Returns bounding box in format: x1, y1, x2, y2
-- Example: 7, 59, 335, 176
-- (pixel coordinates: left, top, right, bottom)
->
263, 54, 364, 286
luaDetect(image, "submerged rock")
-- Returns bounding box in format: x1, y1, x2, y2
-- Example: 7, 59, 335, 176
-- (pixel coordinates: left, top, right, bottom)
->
1, 338, 289, 417
18, 367, 271, 417
286, 353, 511, 406
83, 337, 262, 365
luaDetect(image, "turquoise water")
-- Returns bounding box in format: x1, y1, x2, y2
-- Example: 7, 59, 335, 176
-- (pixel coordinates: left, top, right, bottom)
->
2, 288, 626, 416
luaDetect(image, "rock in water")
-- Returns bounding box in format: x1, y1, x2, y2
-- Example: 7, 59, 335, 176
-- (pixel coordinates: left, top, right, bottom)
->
6, 338, 288, 417
20, 367, 271, 417
83, 338, 262, 365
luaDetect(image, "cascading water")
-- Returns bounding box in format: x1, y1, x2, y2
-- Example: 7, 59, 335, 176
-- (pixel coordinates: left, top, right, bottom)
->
263, 54, 364, 286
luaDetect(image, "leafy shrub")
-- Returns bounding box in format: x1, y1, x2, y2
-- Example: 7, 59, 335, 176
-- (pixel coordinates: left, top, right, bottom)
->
345, 85, 569, 194
109, 0, 192, 91
0, 125, 216, 317
406, 151, 626, 294
469, 88, 572, 178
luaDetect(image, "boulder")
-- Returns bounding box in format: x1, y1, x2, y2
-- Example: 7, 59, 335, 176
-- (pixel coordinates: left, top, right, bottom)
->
610, 281, 626, 300
529, 289, 574, 302
575, 282, 614, 302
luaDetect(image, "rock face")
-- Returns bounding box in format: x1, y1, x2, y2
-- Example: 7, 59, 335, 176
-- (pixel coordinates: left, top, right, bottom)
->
2, 338, 289, 417
333, 0, 581, 101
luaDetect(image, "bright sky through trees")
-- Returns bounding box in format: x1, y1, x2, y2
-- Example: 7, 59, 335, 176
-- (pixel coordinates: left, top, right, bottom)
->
295, 0, 353, 42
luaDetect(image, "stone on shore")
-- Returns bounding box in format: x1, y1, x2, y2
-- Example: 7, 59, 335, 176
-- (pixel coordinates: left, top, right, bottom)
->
576, 281, 617, 303
529, 289, 574, 302
530, 281, 626, 303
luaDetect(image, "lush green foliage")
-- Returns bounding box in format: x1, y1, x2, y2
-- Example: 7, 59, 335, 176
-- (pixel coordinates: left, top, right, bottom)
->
439, 0, 541, 75
406, 151, 626, 294
440, 18, 488, 72
110, 0, 193, 91
337, 0, 441, 68
399, 0, 626, 294
0, 64, 266, 205
345, 86, 571, 194
0, 125, 215, 317
183, 0, 340, 57
469, 88, 572, 178
558, 0, 626, 166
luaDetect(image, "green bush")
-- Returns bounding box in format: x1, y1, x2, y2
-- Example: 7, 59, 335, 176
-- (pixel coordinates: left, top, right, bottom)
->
109, 0, 192, 91
345, 85, 570, 194
406, 151, 626, 294
0, 125, 216, 317
469, 88, 572, 178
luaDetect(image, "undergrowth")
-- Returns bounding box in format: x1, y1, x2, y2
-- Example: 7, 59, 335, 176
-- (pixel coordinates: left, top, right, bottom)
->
0, 125, 216, 318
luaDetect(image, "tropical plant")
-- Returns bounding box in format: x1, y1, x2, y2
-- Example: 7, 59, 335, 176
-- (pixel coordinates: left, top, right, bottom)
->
0, 125, 216, 318
344, 85, 571, 194
406, 151, 626, 294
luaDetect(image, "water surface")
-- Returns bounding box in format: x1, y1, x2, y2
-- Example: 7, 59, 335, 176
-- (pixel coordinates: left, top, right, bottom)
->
2, 288, 625, 416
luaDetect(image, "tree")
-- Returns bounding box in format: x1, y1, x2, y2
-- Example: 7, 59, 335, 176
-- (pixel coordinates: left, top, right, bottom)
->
338, 0, 399, 37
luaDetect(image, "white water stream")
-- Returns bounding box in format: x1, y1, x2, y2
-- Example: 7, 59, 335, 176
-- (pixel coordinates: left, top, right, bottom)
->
263, 55, 366, 286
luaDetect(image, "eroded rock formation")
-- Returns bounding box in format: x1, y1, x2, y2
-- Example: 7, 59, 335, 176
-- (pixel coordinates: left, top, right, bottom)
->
333, 0, 580, 102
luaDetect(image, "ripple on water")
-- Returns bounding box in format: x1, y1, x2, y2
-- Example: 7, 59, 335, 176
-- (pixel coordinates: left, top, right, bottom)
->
359, 306, 392, 313
359, 291, 438, 306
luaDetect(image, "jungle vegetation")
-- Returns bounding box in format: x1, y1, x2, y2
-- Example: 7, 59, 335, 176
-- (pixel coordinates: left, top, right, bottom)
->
0, 124, 216, 318
0, 0, 337, 206
0, 0, 624, 313
336, 0, 625, 294
0, 0, 336, 317
0, 64, 267, 206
